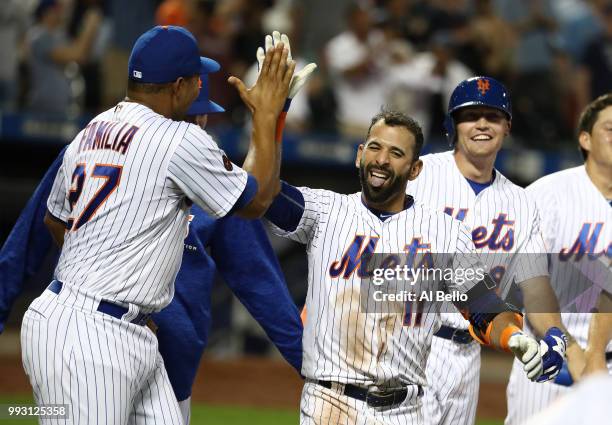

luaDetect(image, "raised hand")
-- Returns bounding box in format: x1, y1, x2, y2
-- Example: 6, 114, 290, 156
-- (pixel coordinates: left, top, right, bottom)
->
229, 41, 295, 118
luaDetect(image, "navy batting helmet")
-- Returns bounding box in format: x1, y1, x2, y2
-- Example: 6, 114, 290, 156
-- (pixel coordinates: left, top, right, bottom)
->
444, 76, 512, 145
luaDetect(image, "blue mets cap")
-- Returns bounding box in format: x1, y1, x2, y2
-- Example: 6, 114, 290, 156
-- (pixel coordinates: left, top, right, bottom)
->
187, 62, 225, 115
128, 25, 219, 84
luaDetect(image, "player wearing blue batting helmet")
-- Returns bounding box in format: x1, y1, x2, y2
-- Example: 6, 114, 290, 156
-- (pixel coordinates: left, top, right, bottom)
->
186, 58, 225, 129
187, 61, 225, 116
444, 76, 512, 146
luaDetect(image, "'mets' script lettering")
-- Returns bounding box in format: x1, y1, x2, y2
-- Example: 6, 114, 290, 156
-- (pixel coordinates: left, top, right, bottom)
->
329, 235, 433, 279
559, 223, 611, 261
443, 208, 515, 251
78, 121, 139, 155
329, 235, 379, 279
471, 213, 515, 251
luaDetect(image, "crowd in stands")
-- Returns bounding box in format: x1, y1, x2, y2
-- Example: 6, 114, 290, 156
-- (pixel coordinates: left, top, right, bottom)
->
2, 0, 612, 148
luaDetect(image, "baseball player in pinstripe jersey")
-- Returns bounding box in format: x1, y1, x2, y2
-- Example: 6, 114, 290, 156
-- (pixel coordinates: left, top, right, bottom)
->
1, 58, 304, 425
19, 25, 294, 424
505, 93, 612, 424
2, 61, 304, 425
264, 109, 547, 424
406, 77, 577, 425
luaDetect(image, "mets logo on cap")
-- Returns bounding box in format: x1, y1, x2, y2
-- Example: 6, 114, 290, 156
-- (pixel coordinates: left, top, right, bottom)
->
477, 78, 490, 95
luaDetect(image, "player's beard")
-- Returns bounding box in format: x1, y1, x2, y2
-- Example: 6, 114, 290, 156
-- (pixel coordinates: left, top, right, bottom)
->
359, 161, 405, 205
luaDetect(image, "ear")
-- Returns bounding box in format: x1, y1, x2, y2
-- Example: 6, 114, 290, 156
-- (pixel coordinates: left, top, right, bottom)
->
172, 77, 186, 96
505, 119, 512, 136
578, 131, 591, 155
356, 144, 364, 169
408, 159, 423, 181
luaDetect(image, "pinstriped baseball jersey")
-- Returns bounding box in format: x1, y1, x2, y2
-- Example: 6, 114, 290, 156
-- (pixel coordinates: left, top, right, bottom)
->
47, 101, 247, 311
407, 151, 548, 330
525, 165, 612, 348
505, 166, 611, 425
269, 188, 479, 388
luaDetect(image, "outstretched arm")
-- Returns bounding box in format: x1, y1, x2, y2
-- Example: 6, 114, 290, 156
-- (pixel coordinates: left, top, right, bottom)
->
210, 215, 303, 374
522, 276, 583, 380
0, 147, 66, 333
229, 42, 295, 218
454, 279, 545, 382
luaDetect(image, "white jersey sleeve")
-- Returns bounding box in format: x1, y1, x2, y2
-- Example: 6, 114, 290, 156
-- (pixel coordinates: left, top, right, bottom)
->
447, 223, 481, 296
514, 206, 549, 283
47, 154, 70, 222
168, 124, 247, 218
268, 187, 330, 245
526, 180, 561, 252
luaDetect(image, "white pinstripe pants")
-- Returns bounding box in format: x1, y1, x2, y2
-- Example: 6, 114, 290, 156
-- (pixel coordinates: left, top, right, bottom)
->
20, 288, 183, 425
423, 337, 480, 425
300, 381, 423, 425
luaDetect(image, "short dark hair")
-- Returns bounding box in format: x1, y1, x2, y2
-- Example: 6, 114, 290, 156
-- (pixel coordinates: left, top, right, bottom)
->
127, 79, 174, 94
127, 74, 198, 94
576, 93, 612, 160
366, 109, 424, 160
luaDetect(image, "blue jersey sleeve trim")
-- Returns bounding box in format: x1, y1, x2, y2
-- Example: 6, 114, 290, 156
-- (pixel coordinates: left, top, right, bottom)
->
228, 174, 258, 215
264, 181, 305, 232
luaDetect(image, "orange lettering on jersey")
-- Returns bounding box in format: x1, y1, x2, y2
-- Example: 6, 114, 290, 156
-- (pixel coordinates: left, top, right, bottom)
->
477, 78, 490, 95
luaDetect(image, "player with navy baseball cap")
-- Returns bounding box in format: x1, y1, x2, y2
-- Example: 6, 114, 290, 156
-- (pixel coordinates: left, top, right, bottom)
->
128, 25, 219, 83
19, 22, 295, 424
186, 59, 225, 130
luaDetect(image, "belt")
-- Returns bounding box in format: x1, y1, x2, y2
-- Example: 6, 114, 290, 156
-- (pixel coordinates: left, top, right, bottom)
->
316, 380, 422, 408
48, 280, 150, 326
434, 325, 473, 344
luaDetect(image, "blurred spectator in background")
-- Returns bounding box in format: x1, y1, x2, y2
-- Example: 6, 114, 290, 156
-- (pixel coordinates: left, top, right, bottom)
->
549, 0, 602, 63
102, 0, 155, 109
67, 0, 112, 114
497, 0, 565, 148
244, 0, 337, 133
298, 0, 352, 63
388, 31, 472, 142
384, 0, 471, 51
576, 1, 612, 114
184, 0, 262, 126
26, 0, 101, 116
231, 0, 270, 77
464, 0, 516, 80
156, 0, 189, 27
0, 1, 30, 111
325, 2, 387, 137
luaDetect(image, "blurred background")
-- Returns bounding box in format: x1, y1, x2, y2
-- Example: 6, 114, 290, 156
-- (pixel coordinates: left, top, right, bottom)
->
1, 0, 610, 423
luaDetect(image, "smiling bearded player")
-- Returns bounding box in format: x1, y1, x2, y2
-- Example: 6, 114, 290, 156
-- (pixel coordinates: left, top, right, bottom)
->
262, 109, 546, 424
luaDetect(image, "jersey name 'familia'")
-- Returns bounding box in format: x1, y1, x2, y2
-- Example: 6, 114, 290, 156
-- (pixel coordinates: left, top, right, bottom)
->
47, 101, 247, 311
